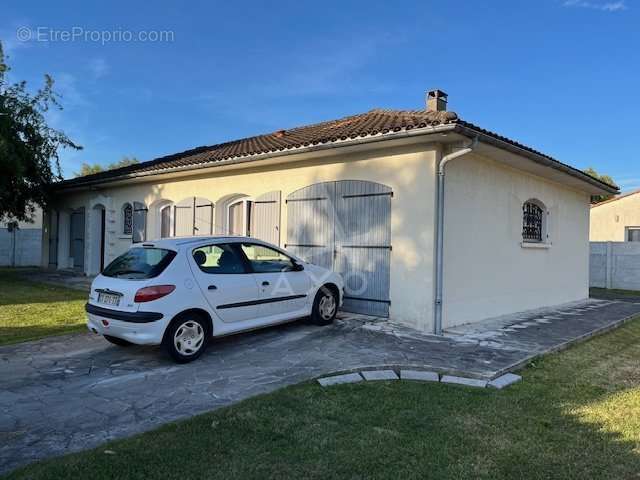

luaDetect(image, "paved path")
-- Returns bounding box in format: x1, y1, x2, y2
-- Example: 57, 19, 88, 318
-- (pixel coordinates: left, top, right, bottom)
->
2, 299, 640, 474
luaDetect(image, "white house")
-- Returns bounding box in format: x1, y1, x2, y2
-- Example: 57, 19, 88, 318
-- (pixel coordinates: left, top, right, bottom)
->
41, 89, 616, 333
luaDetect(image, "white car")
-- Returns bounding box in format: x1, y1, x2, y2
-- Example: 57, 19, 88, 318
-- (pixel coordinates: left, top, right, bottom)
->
86, 236, 344, 363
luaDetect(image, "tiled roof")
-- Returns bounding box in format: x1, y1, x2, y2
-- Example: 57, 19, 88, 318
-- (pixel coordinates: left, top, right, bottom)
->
57, 108, 617, 193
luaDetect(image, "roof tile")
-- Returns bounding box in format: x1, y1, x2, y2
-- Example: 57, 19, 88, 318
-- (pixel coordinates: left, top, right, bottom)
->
57, 108, 615, 193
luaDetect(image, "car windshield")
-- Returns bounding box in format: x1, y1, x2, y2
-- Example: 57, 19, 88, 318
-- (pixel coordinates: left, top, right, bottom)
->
102, 248, 176, 279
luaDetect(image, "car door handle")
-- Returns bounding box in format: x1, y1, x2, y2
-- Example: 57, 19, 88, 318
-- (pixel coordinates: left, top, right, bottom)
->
262, 281, 270, 286
208, 285, 217, 290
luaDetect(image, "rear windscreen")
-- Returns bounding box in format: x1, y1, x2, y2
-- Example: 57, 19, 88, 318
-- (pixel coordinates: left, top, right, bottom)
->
102, 248, 176, 279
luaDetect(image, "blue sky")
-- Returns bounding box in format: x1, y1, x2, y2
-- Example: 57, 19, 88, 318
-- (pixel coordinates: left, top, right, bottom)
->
2, 0, 638, 189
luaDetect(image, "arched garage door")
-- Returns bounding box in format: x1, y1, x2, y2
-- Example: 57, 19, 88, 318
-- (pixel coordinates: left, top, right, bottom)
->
286, 180, 392, 317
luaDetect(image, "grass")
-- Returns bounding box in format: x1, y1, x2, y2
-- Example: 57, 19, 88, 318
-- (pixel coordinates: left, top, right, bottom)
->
591, 286, 640, 299
5, 316, 640, 479
0, 269, 87, 346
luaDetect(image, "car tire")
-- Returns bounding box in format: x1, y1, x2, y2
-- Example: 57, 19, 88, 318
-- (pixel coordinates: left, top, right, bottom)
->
104, 335, 132, 347
163, 313, 209, 364
310, 285, 339, 326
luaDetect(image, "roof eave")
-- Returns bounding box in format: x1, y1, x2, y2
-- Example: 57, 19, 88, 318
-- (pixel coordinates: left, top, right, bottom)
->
54, 120, 618, 197
453, 124, 618, 195
53, 123, 456, 192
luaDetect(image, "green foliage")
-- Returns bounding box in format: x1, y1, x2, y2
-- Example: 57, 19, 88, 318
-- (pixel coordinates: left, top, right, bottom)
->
0, 41, 81, 222
75, 162, 104, 177
585, 167, 618, 203
74, 156, 139, 177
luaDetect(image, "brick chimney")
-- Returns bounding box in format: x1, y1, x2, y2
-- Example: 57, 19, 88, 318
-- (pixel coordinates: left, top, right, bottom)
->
426, 89, 448, 112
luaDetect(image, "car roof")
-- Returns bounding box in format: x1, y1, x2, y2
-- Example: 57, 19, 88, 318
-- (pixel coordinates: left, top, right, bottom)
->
131, 235, 306, 263
133, 235, 267, 249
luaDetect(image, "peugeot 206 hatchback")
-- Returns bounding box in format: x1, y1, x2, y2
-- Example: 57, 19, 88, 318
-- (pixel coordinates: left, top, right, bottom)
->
86, 236, 344, 363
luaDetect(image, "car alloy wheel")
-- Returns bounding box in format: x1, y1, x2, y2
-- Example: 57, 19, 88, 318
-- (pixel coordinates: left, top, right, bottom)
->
318, 293, 336, 321
310, 286, 338, 326
173, 320, 205, 356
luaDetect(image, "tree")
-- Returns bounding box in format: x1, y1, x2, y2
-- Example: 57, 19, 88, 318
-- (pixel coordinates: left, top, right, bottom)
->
0, 40, 81, 223
584, 167, 618, 204
74, 156, 139, 177
75, 162, 104, 177
115, 156, 139, 168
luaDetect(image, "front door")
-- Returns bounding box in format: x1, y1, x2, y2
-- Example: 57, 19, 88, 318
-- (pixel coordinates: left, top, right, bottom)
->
70, 208, 85, 269
189, 243, 261, 323
48, 211, 58, 267
99, 209, 106, 271
160, 206, 171, 238
286, 180, 392, 317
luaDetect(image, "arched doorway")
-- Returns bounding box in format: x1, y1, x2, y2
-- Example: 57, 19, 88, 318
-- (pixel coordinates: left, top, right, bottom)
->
215, 193, 250, 236
286, 180, 392, 317
148, 199, 175, 239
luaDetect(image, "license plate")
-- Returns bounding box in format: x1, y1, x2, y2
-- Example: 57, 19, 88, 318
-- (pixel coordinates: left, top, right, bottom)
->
98, 292, 121, 306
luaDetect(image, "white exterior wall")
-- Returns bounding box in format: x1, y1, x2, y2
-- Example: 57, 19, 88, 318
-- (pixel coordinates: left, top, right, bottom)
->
44, 144, 438, 331
43, 143, 596, 331
442, 153, 591, 328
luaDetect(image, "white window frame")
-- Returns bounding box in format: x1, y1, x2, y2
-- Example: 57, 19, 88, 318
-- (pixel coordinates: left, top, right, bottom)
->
626, 226, 640, 242
521, 198, 550, 248
227, 199, 253, 236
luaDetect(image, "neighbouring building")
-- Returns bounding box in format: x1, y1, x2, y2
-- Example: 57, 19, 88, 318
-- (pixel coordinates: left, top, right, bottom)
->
590, 190, 640, 242
41, 89, 616, 333
1, 208, 43, 267
589, 191, 640, 291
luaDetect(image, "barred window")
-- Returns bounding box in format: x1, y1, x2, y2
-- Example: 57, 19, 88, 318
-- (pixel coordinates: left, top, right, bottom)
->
522, 200, 545, 243
123, 203, 133, 235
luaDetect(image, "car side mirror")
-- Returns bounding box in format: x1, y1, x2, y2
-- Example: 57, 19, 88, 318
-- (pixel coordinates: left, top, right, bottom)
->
291, 262, 304, 272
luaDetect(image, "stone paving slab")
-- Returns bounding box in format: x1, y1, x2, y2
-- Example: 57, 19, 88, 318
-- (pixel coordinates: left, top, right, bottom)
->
2, 297, 640, 474
488, 373, 522, 389
441, 375, 488, 388
400, 370, 440, 382
318, 373, 363, 386
361, 369, 398, 381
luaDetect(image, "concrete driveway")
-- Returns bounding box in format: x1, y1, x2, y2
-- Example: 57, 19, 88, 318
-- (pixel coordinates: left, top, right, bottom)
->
3, 298, 640, 474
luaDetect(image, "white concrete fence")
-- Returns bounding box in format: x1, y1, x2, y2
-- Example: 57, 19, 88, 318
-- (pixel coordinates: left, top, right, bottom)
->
0, 227, 42, 267
590, 242, 640, 291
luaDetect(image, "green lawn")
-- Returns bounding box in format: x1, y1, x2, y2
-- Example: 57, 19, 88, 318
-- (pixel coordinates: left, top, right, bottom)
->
5, 316, 640, 479
0, 269, 87, 346
591, 286, 640, 299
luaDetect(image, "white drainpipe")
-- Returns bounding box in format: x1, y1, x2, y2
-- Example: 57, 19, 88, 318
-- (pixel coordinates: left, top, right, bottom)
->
434, 136, 478, 335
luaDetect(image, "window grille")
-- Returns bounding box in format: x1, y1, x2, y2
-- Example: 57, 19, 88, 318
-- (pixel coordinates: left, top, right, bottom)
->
123, 203, 133, 235
522, 202, 543, 242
